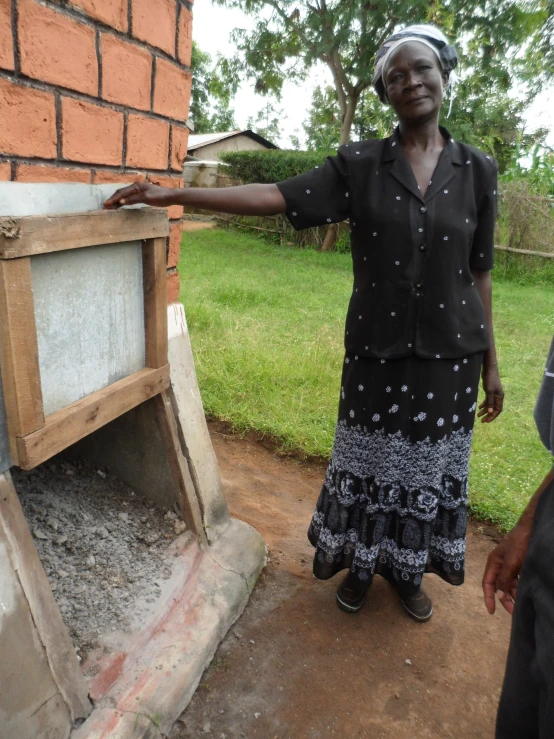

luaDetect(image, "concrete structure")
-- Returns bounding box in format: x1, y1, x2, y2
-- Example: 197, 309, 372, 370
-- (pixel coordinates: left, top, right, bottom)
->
0, 184, 265, 738
183, 159, 225, 188
187, 130, 278, 162
0, 0, 193, 303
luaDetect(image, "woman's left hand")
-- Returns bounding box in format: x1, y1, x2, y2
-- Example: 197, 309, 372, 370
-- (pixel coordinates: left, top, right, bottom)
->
478, 365, 504, 423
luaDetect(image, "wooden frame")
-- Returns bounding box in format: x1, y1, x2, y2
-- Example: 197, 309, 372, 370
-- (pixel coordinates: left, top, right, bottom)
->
0, 209, 170, 469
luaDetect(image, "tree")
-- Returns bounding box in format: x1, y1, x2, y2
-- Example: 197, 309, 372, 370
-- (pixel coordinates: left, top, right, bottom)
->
303, 85, 393, 151
213, 0, 554, 147
189, 42, 238, 134
247, 101, 284, 142
214, 0, 553, 248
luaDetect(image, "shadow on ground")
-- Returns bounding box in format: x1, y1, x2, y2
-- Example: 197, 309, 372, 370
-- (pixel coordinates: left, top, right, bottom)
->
170, 422, 512, 739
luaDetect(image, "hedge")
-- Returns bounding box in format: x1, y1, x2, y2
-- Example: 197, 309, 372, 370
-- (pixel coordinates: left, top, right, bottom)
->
219, 149, 333, 185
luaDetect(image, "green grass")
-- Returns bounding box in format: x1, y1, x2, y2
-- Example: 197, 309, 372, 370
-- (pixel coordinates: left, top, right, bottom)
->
179, 229, 553, 531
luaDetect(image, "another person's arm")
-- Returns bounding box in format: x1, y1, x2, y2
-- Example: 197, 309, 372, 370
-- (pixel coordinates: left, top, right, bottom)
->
482, 468, 554, 615
103, 181, 286, 216
472, 268, 504, 423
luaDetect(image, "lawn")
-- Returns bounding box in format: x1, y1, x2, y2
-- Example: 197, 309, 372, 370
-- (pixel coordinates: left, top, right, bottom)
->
179, 228, 553, 531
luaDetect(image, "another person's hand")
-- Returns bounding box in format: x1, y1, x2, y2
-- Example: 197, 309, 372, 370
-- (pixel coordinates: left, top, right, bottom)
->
103, 182, 175, 210
478, 365, 504, 423
482, 526, 530, 615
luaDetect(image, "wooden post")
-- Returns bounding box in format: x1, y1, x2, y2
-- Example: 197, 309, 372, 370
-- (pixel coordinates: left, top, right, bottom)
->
154, 390, 206, 543
0, 258, 44, 462
143, 237, 169, 368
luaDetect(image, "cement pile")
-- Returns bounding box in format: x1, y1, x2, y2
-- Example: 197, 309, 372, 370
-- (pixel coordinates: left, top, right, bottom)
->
13, 458, 184, 659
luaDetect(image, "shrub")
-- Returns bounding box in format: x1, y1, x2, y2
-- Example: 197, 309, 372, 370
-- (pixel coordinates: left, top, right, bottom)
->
219, 149, 332, 184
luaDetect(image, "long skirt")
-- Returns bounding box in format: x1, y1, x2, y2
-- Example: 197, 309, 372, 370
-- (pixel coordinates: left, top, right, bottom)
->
308, 352, 483, 590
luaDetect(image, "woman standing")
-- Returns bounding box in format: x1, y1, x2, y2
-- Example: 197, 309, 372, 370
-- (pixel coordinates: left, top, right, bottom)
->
105, 25, 504, 623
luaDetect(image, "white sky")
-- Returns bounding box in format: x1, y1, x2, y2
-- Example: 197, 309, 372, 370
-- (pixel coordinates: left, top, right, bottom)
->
192, 1, 554, 149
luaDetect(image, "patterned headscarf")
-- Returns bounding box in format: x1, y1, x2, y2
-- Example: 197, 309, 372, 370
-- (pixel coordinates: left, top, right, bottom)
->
373, 25, 458, 113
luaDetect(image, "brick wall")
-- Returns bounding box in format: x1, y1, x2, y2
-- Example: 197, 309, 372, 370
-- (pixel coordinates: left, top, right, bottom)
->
0, 0, 194, 303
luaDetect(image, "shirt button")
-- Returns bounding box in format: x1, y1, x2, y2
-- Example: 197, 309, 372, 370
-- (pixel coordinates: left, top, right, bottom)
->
419, 244, 427, 252
420, 206, 427, 214
416, 282, 423, 289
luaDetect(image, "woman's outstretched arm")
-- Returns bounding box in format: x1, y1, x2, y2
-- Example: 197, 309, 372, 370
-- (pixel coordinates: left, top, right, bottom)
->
103, 181, 286, 217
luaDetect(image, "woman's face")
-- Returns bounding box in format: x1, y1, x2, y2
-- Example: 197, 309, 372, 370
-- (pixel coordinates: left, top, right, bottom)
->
383, 42, 447, 123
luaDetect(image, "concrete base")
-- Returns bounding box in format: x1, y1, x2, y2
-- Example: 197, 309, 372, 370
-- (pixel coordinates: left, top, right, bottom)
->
72, 518, 265, 739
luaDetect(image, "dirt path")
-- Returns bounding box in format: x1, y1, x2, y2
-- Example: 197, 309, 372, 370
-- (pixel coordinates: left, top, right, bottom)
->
171, 423, 512, 739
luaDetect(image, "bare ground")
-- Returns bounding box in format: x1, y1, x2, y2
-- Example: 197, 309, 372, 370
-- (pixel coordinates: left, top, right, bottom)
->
171, 422, 512, 739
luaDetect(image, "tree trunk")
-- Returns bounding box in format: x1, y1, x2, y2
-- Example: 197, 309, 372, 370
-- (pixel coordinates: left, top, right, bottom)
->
339, 95, 358, 146
321, 96, 358, 252
321, 222, 338, 251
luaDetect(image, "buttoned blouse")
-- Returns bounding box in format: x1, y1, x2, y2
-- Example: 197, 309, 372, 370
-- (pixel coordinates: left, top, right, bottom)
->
276, 126, 498, 360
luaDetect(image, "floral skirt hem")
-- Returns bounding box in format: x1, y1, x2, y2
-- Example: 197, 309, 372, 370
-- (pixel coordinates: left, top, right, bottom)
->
308, 352, 483, 589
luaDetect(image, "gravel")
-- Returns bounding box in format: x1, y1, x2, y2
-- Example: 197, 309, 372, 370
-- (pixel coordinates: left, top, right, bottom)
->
13, 457, 184, 659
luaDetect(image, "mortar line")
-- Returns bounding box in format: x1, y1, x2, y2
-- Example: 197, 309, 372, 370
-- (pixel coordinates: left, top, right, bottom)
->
10, 0, 20, 74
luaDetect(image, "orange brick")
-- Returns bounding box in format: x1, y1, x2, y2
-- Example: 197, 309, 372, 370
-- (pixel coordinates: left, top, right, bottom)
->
126, 115, 169, 170
16, 164, 92, 183
101, 35, 151, 111
71, 0, 128, 32
149, 174, 183, 219
171, 125, 189, 171
0, 161, 11, 181
0, 79, 57, 158
0, 0, 14, 71
92, 170, 146, 184
132, 0, 176, 56
177, 6, 192, 67
167, 223, 183, 268
167, 270, 179, 304
19, 0, 98, 96
154, 59, 191, 121
63, 98, 123, 165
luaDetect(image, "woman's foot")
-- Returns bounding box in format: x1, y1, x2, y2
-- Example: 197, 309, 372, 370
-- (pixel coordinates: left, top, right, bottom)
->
336, 571, 372, 613
399, 588, 433, 622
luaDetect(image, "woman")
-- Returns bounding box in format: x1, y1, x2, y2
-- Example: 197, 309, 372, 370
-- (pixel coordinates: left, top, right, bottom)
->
105, 24, 504, 623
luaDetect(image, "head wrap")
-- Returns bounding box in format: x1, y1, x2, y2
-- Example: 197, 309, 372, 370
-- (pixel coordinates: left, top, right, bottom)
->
373, 25, 458, 115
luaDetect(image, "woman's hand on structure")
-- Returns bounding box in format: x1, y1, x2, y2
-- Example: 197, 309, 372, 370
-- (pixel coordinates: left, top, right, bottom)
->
103, 182, 176, 209
478, 365, 504, 423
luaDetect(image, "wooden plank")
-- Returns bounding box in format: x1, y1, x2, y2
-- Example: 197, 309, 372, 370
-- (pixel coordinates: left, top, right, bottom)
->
17, 366, 170, 470
154, 390, 206, 542
0, 208, 169, 259
0, 258, 45, 462
0, 471, 92, 721
143, 237, 168, 368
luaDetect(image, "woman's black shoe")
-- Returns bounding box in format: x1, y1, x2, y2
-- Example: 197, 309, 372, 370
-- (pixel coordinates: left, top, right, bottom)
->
399, 588, 433, 622
336, 571, 372, 613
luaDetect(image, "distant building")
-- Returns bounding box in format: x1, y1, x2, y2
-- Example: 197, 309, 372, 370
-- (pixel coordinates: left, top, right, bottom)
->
187, 130, 279, 162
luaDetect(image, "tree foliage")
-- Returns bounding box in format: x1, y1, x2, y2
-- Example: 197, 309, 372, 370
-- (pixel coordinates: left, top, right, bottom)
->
213, 0, 554, 148
189, 42, 238, 134
246, 101, 285, 142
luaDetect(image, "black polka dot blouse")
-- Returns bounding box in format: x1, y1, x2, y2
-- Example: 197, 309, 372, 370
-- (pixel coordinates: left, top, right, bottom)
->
276, 126, 498, 360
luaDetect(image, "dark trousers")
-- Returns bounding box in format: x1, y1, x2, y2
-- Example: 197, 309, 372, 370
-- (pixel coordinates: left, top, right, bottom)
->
496, 478, 554, 738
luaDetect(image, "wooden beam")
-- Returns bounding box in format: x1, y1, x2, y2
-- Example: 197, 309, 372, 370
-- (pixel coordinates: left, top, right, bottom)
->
17, 366, 170, 469
154, 391, 206, 542
0, 471, 92, 721
143, 237, 169, 368
0, 209, 169, 259
0, 258, 45, 462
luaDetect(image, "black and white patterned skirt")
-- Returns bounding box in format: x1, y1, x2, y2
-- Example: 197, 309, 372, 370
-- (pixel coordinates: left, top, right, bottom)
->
308, 352, 483, 589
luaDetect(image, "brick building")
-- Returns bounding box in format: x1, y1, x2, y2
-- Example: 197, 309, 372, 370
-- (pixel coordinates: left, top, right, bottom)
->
0, 0, 193, 302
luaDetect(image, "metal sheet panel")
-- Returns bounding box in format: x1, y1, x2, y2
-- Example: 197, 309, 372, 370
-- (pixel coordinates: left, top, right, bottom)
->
31, 243, 146, 416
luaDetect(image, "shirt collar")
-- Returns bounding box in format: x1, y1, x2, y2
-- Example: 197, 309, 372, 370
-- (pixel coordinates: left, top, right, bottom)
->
382, 125, 463, 165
